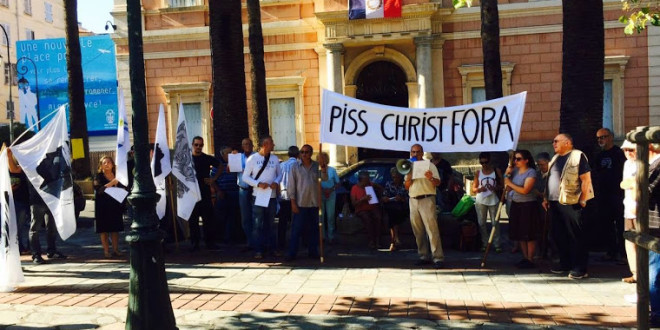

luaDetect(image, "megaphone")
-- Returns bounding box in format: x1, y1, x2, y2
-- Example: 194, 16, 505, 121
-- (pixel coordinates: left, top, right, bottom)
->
396, 159, 413, 175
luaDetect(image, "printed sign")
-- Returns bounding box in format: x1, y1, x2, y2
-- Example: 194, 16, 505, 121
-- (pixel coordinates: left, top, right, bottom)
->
16, 35, 118, 134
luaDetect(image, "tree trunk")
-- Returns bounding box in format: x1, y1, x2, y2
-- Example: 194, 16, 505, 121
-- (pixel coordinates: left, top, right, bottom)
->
209, 0, 249, 156
247, 0, 270, 141
560, 0, 604, 157
64, 0, 91, 179
480, 0, 508, 171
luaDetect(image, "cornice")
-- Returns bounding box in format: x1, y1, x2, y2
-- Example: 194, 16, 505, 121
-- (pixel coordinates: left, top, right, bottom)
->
443, 20, 627, 40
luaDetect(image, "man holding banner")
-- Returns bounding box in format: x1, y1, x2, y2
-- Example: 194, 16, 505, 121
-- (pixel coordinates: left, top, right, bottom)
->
405, 144, 444, 269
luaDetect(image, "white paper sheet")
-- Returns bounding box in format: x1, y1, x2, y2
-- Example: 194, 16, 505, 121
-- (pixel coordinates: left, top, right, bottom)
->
105, 187, 129, 203
364, 186, 379, 205
412, 160, 431, 180
228, 153, 243, 172
254, 187, 272, 207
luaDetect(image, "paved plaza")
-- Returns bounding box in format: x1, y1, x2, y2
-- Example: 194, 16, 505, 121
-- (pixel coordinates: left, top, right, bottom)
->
0, 201, 639, 329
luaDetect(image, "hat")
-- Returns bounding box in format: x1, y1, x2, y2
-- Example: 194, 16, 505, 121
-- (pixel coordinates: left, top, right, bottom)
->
621, 140, 635, 150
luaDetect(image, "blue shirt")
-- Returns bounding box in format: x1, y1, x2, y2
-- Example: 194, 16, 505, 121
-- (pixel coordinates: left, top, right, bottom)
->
279, 157, 299, 200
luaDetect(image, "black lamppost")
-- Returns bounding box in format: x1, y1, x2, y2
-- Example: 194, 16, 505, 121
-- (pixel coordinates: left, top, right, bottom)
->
0, 24, 14, 142
105, 20, 117, 32
125, 0, 177, 329
17, 56, 40, 130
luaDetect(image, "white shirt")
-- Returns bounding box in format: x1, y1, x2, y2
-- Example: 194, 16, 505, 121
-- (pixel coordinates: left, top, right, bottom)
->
242, 152, 282, 198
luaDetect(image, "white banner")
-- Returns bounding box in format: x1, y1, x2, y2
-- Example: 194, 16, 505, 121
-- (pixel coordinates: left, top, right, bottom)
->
0, 149, 24, 292
320, 89, 527, 152
115, 88, 130, 187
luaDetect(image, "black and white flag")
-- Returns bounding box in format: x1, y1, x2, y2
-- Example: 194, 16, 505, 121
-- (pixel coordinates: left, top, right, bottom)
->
171, 103, 200, 220
12, 105, 76, 239
0, 148, 24, 292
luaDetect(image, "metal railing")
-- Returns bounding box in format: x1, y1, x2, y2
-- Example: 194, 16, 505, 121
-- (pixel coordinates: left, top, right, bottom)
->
625, 126, 660, 330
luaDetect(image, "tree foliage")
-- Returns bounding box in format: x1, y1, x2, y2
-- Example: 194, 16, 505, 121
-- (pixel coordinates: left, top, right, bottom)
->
620, 0, 660, 34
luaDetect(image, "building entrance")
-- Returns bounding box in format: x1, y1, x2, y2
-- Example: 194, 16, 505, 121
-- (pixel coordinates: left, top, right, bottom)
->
355, 61, 410, 160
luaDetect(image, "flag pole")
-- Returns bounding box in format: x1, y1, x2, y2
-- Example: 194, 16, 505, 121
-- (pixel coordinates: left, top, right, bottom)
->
318, 142, 324, 263
167, 175, 179, 251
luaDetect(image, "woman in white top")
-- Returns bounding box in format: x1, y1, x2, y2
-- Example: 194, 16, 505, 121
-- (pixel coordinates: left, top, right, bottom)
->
472, 152, 503, 252
620, 140, 637, 284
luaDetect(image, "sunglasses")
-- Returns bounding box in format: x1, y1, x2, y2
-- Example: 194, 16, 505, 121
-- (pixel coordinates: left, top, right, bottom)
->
300, 150, 312, 154
597, 135, 610, 140
193, 143, 203, 147
479, 161, 488, 165
514, 157, 524, 162
623, 148, 635, 152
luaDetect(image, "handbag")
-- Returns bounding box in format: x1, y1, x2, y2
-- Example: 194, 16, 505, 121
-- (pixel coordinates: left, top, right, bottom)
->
451, 194, 476, 218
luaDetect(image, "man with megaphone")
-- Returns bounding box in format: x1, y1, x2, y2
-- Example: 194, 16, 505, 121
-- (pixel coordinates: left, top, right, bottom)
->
404, 144, 444, 269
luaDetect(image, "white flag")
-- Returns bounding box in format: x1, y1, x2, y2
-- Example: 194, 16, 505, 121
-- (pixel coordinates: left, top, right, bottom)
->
0, 149, 24, 292
115, 89, 130, 187
12, 105, 76, 240
151, 104, 172, 220
171, 103, 200, 220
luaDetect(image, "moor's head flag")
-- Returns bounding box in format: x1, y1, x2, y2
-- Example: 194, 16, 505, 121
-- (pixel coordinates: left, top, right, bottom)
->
151, 104, 172, 220
115, 88, 130, 187
11, 105, 76, 240
171, 103, 200, 221
0, 148, 24, 292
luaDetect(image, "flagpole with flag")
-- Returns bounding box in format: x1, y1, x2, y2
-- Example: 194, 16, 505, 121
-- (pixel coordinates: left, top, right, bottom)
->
0, 146, 24, 292
115, 88, 130, 187
11, 105, 76, 240
171, 102, 201, 221
151, 104, 178, 249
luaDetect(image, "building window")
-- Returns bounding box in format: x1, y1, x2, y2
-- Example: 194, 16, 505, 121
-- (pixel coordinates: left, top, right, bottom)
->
44, 2, 53, 23
160, 82, 211, 153
168, 0, 202, 8
183, 103, 203, 145
25, 28, 35, 40
457, 63, 515, 104
603, 55, 630, 137
0, 23, 10, 46
266, 76, 306, 153
0, 0, 8, 8
269, 98, 296, 151
23, 0, 31, 15
5, 63, 17, 85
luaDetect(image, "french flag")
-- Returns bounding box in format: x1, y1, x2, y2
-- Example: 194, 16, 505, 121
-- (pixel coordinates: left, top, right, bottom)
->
349, 0, 401, 20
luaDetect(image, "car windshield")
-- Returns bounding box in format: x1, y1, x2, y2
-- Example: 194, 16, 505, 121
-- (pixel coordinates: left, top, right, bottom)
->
346, 165, 393, 186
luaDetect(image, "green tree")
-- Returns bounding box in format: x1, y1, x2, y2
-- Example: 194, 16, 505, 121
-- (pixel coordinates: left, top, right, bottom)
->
0, 122, 34, 147
247, 0, 270, 141
620, 0, 660, 34
65, 0, 91, 179
209, 0, 249, 155
560, 0, 604, 157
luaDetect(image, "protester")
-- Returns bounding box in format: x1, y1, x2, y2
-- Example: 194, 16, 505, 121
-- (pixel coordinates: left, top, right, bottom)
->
472, 152, 503, 253
287, 144, 320, 260
278, 146, 299, 250
93, 156, 127, 258
27, 177, 66, 264
593, 128, 626, 263
7, 148, 30, 255
543, 133, 593, 279
381, 167, 408, 252
351, 171, 382, 249
405, 144, 444, 268
189, 136, 221, 251
534, 152, 553, 258
646, 143, 660, 325
243, 136, 282, 259
213, 146, 240, 245
318, 151, 339, 244
504, 150, 540, 268
235, 138, 256, 250
620, 140, 637, 284
431, 152, 453, 210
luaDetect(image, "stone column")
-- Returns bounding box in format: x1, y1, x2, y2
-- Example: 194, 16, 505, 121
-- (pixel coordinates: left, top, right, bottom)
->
432, 38, 445, 107
324, 43, 346, 165
414, 36, 434, 108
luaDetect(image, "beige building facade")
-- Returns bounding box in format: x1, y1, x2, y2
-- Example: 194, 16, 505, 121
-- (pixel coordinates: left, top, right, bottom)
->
110, 0, 652, 164
0, 0, 65, 127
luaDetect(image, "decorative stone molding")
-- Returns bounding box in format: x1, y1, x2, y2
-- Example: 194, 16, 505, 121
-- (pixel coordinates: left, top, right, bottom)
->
604, 55, 630, 137
457, 63, 515, 104
161, 82, 211, 151
266, 76, 307, 147
345, 46, 416, 85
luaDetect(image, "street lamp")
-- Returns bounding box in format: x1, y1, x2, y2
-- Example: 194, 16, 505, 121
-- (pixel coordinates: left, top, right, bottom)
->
17, 56, 40, 130
0, 24, 14, 143
125, 0, 177, 329
105, 20, 117, 32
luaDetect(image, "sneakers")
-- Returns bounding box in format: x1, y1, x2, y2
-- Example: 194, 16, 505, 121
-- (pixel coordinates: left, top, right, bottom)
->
568, 271, 589, 279
550, 267, 570, 274
433, 261, 444, 269
32, 255, 45, 264
46, 251, 67, 260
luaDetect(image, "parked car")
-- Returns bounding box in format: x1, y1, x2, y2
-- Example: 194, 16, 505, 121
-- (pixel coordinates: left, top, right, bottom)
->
335, 158, 399, 217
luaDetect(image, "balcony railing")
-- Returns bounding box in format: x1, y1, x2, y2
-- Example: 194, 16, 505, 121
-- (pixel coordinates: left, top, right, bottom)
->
167, 0, 203, 8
